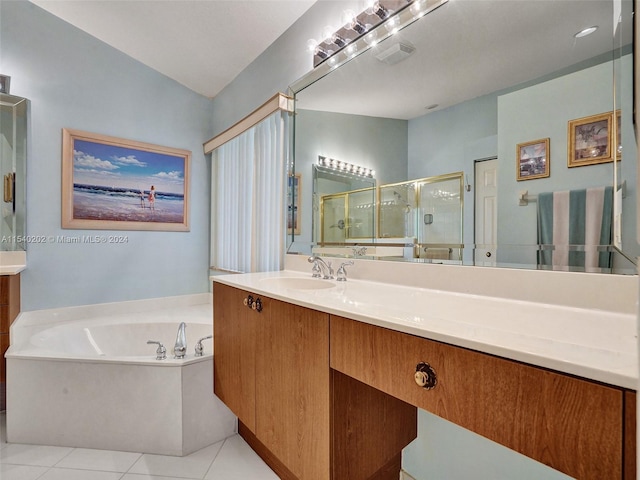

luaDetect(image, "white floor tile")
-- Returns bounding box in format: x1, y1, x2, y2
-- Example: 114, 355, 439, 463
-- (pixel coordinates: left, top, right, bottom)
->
122, 474, 205, 480
128, 440, 224, 479
38, 467, 123, 480
0, 443, 73, 467
0, 463, 48, 480
204, 435, 278, 480
55, 447, 141, 472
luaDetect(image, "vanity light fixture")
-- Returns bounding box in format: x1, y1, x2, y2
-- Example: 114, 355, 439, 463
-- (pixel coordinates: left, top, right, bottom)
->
574, 26, 598, 38
305, 0, 449, 70
317, 155, 374, 178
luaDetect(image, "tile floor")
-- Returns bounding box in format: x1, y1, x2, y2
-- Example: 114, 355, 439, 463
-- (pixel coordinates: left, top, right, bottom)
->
0, 412, 279, 480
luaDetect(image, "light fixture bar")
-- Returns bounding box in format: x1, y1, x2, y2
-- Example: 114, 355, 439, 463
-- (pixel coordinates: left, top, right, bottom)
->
291, 0, 447, 93
317, 155, 375, 178
310, 0, 448, 68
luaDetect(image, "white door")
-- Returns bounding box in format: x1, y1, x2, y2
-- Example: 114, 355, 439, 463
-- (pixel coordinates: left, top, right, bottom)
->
474, 159, 498, 266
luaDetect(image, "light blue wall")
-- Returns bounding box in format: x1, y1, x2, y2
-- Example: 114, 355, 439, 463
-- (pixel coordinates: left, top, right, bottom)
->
1, 1, 214, 310
496, 57, 637, 267
294, 109, 408, 245
403, 410, 572, 480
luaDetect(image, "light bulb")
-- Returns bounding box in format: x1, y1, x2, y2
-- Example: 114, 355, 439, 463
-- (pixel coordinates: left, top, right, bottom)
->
342, 9, 357, 26
410, 0, 427, 17
346, 43, 358, 57
385, 15, 400, 34
306, 39, 318, 53
364, 31, 378, 46
321, 25, 334, 42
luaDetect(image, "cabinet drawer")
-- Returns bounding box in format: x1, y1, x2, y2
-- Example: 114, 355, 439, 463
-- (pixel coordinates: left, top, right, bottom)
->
330, 315, 623, 480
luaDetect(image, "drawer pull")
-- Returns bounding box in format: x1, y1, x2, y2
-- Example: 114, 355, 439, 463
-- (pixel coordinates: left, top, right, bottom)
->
254, 298, 263, 313
244, 295, 254, 309
414, 362, 437, 390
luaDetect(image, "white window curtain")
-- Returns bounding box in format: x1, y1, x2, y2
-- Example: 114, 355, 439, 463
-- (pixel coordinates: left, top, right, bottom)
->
211, 111, 289, 273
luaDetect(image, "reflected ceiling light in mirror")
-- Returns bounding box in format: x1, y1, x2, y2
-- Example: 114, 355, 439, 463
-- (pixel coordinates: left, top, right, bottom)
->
574, 26, 598, 38
317, 155, 374, 178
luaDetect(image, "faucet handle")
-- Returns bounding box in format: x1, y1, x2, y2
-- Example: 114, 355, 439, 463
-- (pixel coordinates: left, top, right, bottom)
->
336, 261, 354, 282
194, 335, 213, 356
147, 340, 167, 360
311, 261, 322, 278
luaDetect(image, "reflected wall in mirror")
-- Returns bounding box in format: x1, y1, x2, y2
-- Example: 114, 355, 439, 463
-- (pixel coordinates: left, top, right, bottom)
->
289, 0, 637, 274
0, 93, 28, 251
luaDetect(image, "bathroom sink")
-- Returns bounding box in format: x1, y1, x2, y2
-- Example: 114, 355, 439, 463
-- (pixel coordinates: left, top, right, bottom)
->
260, 277, 335, 290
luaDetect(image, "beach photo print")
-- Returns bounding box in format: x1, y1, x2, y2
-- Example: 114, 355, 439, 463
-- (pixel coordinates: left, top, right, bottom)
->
62, 129, 191, 231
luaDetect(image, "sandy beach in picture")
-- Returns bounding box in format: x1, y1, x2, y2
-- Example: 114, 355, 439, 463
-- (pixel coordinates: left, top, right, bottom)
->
73, 187, 184, 223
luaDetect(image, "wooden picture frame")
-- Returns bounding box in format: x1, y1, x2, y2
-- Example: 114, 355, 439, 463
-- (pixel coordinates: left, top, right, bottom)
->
287, 173, 301, 235
567, 112, 613, 167
62, 129, 191, 231
516, 138, 550, 181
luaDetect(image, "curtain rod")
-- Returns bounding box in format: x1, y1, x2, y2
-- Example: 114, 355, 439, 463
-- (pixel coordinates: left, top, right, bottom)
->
203, 92, 293, 154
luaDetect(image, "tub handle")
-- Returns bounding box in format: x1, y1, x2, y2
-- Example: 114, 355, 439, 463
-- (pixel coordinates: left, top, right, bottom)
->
147, 340, 167, 360
195, 335, 213, 357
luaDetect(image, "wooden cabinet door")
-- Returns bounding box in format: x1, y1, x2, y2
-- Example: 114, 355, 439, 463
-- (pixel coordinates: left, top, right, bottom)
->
255, 299, 330, 480
213, 282, 259, 431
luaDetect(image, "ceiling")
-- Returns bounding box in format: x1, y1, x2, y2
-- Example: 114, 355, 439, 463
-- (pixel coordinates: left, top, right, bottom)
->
30, 0, 317, 99
297, 0, 629, 120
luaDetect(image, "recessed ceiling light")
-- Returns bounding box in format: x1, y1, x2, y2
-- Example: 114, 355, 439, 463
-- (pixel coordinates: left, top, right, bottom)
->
574, 26, 598, 38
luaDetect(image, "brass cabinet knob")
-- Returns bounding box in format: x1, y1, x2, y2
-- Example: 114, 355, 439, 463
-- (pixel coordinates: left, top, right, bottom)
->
250, 298, 263, 312
244, 295, 254, 309
414, 362, 437, 390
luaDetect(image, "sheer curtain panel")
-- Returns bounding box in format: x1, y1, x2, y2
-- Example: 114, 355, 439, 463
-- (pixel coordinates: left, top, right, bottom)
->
211, 111, 289, 273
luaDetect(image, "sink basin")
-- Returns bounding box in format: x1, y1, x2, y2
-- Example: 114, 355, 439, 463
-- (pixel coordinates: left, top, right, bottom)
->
261, 277, 335, 290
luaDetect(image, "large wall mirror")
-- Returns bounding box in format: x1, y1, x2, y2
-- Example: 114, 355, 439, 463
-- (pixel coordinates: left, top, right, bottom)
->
288, 0, 638, 274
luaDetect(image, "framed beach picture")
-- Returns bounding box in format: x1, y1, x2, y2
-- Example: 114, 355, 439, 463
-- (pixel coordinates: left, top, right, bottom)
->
62, 129, 191, 231
567, 112, 613, 167
287, 173, 301, 235
516, 138, 550, 181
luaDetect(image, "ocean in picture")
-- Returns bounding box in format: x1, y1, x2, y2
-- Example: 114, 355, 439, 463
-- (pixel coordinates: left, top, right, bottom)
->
73, 184, 184, 223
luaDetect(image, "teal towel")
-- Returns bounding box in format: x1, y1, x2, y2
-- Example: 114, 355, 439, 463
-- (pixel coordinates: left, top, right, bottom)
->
537, 186, 612, 270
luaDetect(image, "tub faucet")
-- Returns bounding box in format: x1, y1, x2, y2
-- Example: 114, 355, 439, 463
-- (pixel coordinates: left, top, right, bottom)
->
147, 340, 167, 360
308, 256, 334, 279
195, 335, 213, 356
174, 322, 187, 359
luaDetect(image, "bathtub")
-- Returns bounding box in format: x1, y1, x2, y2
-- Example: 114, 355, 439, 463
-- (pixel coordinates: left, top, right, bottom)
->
5, 294, 236, 456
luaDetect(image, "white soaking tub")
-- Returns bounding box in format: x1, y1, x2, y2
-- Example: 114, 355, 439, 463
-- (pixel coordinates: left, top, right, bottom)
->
5, 294, 236, 456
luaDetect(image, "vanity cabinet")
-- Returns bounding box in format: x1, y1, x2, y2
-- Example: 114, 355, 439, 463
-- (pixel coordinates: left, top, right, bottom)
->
213, 283, 417, 480
0, 273, 20, 411
213, 282, 635, 480
331, 314, 631, 480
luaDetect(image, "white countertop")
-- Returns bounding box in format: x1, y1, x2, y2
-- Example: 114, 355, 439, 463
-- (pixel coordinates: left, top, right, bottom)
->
0, 250, 26, 274
212, 270, 638, 390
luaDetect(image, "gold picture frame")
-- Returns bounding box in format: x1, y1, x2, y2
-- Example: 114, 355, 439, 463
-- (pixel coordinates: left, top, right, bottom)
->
567, 112, 613, 167
62, 129, 191, 231
516, 138, 550, 181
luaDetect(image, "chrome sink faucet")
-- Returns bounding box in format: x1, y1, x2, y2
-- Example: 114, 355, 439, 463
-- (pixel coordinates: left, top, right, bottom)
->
174, 322, 187, 359
308, 256, 334, 279
194, 335, 212, 357
336, 261, 354, 282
